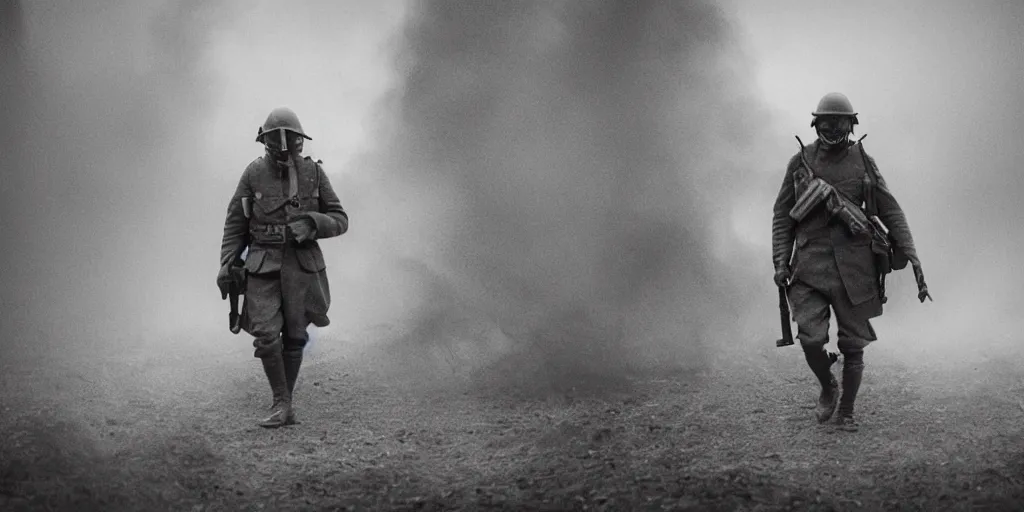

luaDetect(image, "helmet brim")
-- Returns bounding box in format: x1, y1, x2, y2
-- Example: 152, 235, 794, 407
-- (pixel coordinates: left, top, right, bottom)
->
810, 113, 859, 127
255, 128, 313, 143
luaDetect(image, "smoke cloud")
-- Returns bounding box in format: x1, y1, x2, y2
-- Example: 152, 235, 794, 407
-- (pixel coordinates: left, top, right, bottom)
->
337, 0, 771, 387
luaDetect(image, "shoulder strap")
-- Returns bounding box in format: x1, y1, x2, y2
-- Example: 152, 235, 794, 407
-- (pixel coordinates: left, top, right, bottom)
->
793, 135, 815, 182
857, 135, 879, 216
314, 158, 323, 198
303, 156, 323, 198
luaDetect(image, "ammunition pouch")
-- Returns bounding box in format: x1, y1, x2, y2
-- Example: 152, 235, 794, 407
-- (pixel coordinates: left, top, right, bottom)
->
870, 232, 893, 276
869, 224, 894, 305
867, 215, 910, 275
250, 223, 288, 245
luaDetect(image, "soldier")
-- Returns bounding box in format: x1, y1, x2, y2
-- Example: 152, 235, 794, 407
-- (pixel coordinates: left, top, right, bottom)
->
772, 92, 931, 432
217, 107, 349, 428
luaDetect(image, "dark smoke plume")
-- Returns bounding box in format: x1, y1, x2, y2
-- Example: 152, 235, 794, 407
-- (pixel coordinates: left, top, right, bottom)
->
352, 1, 765, 386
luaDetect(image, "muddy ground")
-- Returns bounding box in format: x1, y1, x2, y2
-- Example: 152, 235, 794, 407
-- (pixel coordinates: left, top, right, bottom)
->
2, 329, 1023, 512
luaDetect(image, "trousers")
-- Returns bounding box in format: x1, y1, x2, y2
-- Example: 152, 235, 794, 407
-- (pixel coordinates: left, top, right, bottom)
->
788, 271, 878, 352
241, 244, 330, 358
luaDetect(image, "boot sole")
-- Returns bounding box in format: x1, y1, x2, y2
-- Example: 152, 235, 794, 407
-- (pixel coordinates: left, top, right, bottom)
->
258, 408, 294, 428
835, 421, 859, 432
258, 418, 296, 428
834, 413, 859, 431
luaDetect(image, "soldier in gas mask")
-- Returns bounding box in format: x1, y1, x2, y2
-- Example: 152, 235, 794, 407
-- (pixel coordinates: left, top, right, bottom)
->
217, 107, 349, 428
772, 93, 931, 431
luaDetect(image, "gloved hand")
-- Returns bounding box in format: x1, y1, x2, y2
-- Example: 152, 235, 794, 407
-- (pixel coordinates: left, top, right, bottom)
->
773, 266, 792, 288
288, 217, 317, 244
217, 263, 233, 300
217, 263, 246, 300
913, 264, 932, 302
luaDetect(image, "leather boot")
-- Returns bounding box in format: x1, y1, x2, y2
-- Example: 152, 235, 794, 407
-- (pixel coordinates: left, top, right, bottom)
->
258, 353, 293, 428
836, 350, 864, 432
803, 345, 839, 423
282, 347, 304, 424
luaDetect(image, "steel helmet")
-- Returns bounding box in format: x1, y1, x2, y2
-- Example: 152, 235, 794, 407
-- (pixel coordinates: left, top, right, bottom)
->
810, 92, 859, 127
255, 107, 313, 143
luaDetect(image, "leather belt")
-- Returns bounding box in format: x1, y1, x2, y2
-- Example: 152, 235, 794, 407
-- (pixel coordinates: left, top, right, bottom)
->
250, 223, 287, 245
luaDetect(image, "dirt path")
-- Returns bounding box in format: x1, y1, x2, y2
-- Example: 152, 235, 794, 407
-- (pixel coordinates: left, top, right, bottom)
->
2, 339, 1023, 511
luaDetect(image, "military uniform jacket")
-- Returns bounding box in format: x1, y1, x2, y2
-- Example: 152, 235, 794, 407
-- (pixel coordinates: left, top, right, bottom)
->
220, 155, 349, 276
772, 139, 919, 308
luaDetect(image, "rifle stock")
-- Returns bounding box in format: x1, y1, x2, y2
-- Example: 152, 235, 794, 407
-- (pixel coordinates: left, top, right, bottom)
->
229, 283, 242, 334
226, 233, 249, 335
776, 286, 794, 347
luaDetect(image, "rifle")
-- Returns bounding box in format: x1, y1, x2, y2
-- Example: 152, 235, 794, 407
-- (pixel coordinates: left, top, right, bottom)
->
225, 246, 247, 335
776, 285, 794, 347
790, 136, 872, 237
226, 197, 252, 334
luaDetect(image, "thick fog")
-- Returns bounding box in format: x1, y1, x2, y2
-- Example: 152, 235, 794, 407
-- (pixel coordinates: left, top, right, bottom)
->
2, 0, 1022, 388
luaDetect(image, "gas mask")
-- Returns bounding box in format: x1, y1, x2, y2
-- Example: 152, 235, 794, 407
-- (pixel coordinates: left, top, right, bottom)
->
814, 115, 854, 148
261, 128, 304, 166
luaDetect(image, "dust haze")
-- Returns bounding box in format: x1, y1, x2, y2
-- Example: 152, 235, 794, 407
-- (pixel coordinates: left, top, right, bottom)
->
2, 0, 1023, 484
